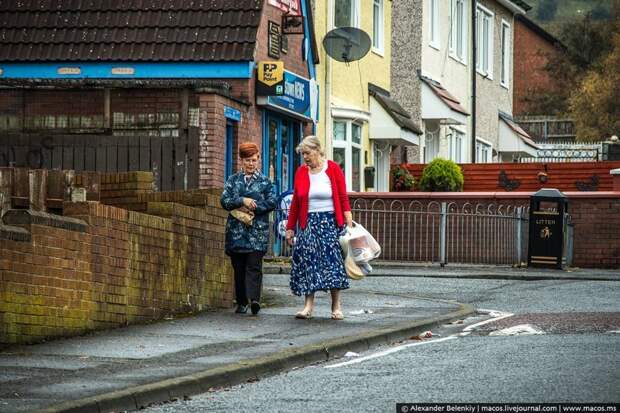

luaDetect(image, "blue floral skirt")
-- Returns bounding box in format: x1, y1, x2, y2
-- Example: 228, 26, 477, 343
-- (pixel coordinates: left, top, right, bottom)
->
290, 212, 350, 296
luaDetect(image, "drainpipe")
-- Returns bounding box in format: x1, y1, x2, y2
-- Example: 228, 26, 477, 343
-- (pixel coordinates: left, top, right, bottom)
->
324, 0, 333, 158
471, 0, 477, 163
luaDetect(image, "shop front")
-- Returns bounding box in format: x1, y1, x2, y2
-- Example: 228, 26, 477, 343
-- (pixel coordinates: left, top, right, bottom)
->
257, 65, 318, 195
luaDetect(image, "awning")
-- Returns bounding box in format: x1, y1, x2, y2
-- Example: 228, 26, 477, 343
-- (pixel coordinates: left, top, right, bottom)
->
368, 84, 422, 146
498, 111, 539, 157
420, 75, 469, 125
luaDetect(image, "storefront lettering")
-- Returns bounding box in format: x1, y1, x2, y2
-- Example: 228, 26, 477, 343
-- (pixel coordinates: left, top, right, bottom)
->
535, 219, 556, 225
284, 80, 305, 100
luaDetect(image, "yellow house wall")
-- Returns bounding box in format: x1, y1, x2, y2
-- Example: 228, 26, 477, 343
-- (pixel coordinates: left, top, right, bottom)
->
314, 0, 392, 190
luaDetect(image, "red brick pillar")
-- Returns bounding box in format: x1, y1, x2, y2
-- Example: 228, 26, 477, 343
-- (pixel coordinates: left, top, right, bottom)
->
611, 168, 620, 192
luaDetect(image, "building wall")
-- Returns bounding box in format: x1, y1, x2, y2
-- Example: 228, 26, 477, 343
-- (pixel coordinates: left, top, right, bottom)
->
314, 0, 392, 189
475, 0, 514, 154
420, 0, 471, 116
513, 19, 560, 116
391, 0, 423, 163
420, 0, 473, 162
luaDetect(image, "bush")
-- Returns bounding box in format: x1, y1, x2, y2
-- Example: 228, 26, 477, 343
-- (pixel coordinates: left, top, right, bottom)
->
419, 158, 464, 192
391, 165, 416, 191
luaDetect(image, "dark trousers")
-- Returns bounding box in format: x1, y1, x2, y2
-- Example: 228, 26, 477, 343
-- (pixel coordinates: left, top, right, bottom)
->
230, 251, 264, 305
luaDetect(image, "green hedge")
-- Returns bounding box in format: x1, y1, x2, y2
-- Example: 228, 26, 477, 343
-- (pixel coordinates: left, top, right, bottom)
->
419, 158, 464, 192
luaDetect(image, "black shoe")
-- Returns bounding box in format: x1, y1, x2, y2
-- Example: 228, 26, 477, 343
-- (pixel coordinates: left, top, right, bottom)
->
235, 304, 248, 314
250, 300, 261, 315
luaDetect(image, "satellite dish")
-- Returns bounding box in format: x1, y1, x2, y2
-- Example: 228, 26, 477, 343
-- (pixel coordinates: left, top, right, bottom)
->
322, 27, 371, 63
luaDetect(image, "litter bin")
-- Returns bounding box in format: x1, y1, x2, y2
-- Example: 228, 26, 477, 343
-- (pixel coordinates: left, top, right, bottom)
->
527, 188, 569, 269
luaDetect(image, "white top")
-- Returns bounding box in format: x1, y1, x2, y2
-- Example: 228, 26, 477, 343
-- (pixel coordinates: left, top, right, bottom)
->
308, 162, 334, 212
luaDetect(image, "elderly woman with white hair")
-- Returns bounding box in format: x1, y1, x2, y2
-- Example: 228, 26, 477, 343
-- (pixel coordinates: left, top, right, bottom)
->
285, 135, 353, 320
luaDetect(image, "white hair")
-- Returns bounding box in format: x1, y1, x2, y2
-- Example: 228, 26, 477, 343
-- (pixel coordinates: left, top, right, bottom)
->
296, 135, 325, 156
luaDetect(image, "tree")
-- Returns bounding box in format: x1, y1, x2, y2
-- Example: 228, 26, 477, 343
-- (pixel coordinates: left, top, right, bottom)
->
568, 25, 620, 140
537, 0, 558, 21
527, 12, 617, 116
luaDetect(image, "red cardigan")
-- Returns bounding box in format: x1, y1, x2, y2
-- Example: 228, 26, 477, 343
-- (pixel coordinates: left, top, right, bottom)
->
286, 160, 351, 230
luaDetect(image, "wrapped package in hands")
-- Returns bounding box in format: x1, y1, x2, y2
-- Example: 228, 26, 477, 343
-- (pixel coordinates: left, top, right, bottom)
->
230, 206, 255, 226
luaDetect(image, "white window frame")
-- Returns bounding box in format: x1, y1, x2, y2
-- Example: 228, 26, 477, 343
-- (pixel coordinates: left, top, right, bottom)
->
475, 137, 493, 163
429, 0, 440, 50
476, 4, 494, 79
332, 119, 363, 191
449, 0, 468, 64
500, 19, 510, 89
334, 0, 360, 29
424, 133, 440, 163
449, 127, 465, 163
372, 0, 384, 55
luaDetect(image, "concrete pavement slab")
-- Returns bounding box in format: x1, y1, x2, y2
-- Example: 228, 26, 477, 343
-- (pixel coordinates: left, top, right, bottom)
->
0, 273, 472, 413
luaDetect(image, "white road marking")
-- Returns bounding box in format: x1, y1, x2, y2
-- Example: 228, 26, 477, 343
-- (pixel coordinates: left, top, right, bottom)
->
459, 309, 514, 336
324, 336, 457, 369
488, 324, 545, 336
325, 309, 513, 369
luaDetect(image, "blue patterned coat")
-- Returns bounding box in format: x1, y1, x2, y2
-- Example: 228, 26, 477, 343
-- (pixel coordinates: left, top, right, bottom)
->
220, 171, 277, 254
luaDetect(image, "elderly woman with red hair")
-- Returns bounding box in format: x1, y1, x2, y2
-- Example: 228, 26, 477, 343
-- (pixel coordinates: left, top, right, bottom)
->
221, 142, 276, 315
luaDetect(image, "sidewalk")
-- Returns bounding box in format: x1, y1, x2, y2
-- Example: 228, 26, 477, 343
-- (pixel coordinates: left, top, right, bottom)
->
266, 261, 620, 282
0, 273, 472, 413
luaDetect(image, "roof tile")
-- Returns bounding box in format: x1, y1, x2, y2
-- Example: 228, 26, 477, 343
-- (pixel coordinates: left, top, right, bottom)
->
0, 0, 262, 62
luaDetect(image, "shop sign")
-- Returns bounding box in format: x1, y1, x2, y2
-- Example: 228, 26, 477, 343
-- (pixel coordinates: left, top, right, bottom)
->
268, 21, 281, 59
256, 61, 285, 96
224, 106, 241, 122
267, 0, 300, 14
257, 70, 318, 122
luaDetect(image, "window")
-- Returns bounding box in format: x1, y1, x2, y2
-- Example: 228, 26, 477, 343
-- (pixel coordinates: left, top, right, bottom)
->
424, 134, 439, 162
429, 0, 440, 49
449, 0, 467, 63
500, 20, 510, 88
335, 0, 358, 28
333, 119, 363, 191
476, 5, 494, 77
476, 139, 492, 163
372, 0, 384, 53
449, 128, 464, 163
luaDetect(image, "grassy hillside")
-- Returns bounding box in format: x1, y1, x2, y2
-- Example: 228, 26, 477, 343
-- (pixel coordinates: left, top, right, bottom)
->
524, 0, 615, 36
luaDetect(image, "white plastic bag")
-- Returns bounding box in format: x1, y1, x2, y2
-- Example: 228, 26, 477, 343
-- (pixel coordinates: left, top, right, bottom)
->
339, 221, 381, 264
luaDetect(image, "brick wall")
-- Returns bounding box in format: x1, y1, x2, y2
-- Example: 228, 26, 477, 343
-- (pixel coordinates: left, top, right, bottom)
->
513, 19, 562, 116
350, 192, 620, 269
399, 162, 620, 192
0, 170, 233, 345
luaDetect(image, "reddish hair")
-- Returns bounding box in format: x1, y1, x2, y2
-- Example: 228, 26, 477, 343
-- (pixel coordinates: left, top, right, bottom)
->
239, 142, 259, 159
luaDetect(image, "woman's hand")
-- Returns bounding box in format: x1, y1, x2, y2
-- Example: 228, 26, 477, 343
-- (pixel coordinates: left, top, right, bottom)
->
285, 229, 295, 246
243, 197, 257, 210
344, 211, 353, 228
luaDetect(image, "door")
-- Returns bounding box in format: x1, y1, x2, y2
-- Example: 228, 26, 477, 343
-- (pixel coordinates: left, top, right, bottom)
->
263, 113, 302, 195
225, 121, 234, 179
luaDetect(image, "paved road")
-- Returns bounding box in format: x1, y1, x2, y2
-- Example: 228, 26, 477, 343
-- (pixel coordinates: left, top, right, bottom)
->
143, 275, 620, 413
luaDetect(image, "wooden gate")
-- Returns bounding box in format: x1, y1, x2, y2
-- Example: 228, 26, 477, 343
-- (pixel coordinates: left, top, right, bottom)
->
0, 130, 200, 191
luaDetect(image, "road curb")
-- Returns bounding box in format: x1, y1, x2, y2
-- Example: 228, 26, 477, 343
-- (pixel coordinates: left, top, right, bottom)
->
264, 264, 620, 282
38, 302, 474, 413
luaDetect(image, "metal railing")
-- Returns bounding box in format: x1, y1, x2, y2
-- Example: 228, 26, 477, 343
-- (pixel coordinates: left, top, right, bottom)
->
267, 200, 532, 266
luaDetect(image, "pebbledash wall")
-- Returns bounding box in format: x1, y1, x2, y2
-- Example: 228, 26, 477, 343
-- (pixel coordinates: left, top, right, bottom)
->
349, 189, 620, 269
0, 169, 233, 345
